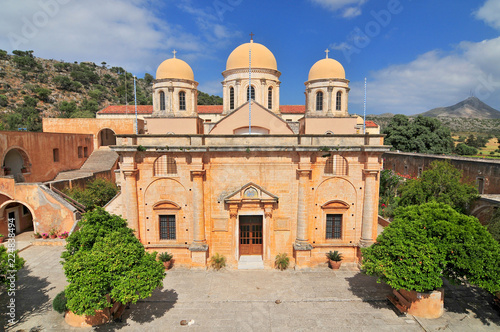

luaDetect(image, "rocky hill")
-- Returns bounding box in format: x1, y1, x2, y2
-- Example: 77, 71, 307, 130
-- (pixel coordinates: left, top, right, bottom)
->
0, 50, 154, 130
418, 97, 500, 119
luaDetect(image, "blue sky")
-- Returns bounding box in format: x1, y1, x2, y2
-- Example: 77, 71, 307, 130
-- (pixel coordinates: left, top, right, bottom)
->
1, 0, 500, 115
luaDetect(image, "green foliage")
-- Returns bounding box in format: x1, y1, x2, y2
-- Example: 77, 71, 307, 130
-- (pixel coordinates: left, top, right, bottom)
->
58, 101, 78, 118
275, 253, 290, 271
53, 290, 68, 314
54, 62, 73, 72
398, 160, 478, 214
210, 253, 226, 270
158, 252, 173, 262
65, 178, 118, 211
326, 250, 343, 262
0, 49, 8, 59
137, 145, 146, 151
70, 63, 100, 86
53, 75, 81, 92
12, 50, 40, 71
454, 143, 478, 156
488, 208, 500, 243
62, 208, 165, 315
197, 91, 223, 105
4, 96, 42, 131
465, 134, 488, 148
382, 115, 454, 154
0, 94, 8, 107
362, 202, 500, 293
143, 73, 154, 85
379, 169, 404, 218
0, 246, 25, 286
33, 86, 52, 102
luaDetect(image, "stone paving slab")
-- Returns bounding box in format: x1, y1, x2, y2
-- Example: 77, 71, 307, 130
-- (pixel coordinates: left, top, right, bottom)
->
1, 246, 500, 331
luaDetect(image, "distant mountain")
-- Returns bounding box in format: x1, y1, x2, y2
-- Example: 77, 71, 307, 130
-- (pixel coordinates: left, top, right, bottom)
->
418, 97, 500, 119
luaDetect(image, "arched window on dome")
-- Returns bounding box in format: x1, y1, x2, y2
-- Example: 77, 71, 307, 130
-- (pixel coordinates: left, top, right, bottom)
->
247, 86, 255, 101
179, 91, 186, 111
159, 91, 165, 111
316, 91, 323, 111
230, 87, 235, 110
336, 91, 342, 111
268, 87, 273, 109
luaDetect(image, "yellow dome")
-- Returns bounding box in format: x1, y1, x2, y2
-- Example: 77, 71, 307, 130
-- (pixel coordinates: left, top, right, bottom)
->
308, 58, 345, 81
156, 58, 194, 81
226, 41, 277, 71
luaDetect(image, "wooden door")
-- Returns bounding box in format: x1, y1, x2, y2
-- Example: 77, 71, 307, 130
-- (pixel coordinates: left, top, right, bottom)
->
239, 216, 263, 256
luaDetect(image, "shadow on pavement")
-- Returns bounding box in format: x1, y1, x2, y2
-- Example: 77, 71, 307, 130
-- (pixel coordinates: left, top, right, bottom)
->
346, 273, 393, 309
95, 288, 178, 331
0, 267, 52, 329
441, 279, 500, 326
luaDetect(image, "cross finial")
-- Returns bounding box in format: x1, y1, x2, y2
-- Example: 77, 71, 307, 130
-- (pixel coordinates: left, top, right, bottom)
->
325, 49, 330, 59
172, 49, 177, 58
250, 32, 254, 42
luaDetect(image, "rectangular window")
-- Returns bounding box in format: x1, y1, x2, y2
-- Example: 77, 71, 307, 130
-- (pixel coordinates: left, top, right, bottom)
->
159, 215, 176, 240
53, 148, 60, 162
326, 214, 342, 239
84, 147, 88, 157
477, 177, 485, 194
78, 146, 83, 158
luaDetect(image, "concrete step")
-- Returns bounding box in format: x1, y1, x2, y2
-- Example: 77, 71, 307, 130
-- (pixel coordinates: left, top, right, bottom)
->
238, 255, 265, 270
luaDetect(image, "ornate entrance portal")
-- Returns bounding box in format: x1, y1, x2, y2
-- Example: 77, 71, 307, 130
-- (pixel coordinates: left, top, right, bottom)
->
239, 216, 263, 256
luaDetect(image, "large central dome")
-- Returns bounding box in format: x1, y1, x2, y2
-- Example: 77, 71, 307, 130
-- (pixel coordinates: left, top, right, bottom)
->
156, 58, 194, 81
308, 58, 345, 81
226, 41, 277, 71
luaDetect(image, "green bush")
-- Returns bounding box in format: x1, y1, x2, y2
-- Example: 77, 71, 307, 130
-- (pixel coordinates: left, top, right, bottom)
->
362, 202, 500, 293
275, 253, 290, 271
210, 253, 226, 271
65, 178, 118, 211
158, 252, 173, 262
488, 209, 500, 243
0, 94, 8, 107
53, 290, 68, 314
455, 143, 478, 156
0, 246, 25, 286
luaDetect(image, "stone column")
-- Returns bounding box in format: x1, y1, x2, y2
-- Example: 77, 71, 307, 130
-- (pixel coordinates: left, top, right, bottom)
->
122, 168, 139, 237
191, 170, 206, 244
327, 86, 333, 116
361, 169, 379, 247
295, 169, 312, 247
235, 80, 241, 109
168, 86, 174, 115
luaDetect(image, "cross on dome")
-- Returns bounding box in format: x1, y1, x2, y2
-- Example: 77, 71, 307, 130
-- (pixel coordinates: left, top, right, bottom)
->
325, 49, 330, 59
172, 50, 177, 58
250, 32, 254, 42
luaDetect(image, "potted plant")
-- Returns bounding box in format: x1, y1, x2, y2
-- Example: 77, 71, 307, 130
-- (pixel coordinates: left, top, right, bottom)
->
209, 253, 226, 271
158, 252, 173, 269
34, 232, 42, 239
21, 166, 28, 173
42, 233, 49, 239
2, 166, 11, 175
275, 253, 290, 271
59, 231, 69, 239
0, 234, 4, 243
362, 203, 500, 319
326, 250, 343, 270
49, 228, 58, 239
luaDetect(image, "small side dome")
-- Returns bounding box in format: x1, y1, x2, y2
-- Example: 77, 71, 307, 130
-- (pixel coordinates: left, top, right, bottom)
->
226, 41, 277, 71
156, 58, 194, 81
308, 58, 345, 81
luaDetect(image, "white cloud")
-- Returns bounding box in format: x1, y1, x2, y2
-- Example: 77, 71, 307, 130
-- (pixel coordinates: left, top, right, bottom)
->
0, 0, 238, 75
349, 37, 500, 115
198, 80, 222, 96
309, 0, 368, 18
475, 0, 500, 30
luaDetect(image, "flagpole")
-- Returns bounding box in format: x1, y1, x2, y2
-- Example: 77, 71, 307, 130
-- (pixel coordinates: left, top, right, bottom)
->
248, 33, 253, 134
134, 75, 138, 135
363, 77, 367, 134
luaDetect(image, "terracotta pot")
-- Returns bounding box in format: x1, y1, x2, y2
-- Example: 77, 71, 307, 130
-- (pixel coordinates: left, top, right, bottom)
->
50, 234, 57, 239
34, 234, 41, 239
21, 168, 27, 173
329, 259, 341, 270
390, 288, 444, 319
42, 235, 48, 239
163, 260, 173, 270
65, 309, 111, 327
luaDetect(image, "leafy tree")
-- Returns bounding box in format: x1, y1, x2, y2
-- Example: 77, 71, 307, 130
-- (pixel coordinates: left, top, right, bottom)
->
378, 169, 403, 218
143, 73, 154, 85
362, 202, 500, 294
53, 75, 81, 92
454, 143, 478, 156
58, 101, 78, 118
488, 208, 500, 243
0, 49, 8, 59
0, 94, 8, 107
1, 246, 25, 286
398, 160, 478, 214
465, 134, 488, 148
62, 208, 165, 316
197, 91, 223, 105
33, 86, 52, 102
382, 115, 454, 154
65, 178, 118, 210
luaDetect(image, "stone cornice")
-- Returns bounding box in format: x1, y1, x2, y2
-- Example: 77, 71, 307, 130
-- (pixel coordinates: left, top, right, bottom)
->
222, 68, 282, 78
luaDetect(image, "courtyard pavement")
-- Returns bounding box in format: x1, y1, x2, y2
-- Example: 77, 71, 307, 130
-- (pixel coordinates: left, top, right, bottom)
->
1, 245, 500, 331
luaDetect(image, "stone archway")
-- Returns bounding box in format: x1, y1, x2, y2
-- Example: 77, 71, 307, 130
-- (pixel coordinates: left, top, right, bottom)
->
2, 147, 31, 177
98, 128, 117, 147
0, 201, 34, 235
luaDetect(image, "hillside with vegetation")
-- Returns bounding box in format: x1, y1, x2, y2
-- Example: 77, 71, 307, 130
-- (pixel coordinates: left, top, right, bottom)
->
0, 50, 222, 131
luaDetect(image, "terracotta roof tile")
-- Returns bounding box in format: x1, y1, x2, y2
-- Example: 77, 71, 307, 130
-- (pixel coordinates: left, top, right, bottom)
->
365, 120, 379, 128
280, 105, 305, 114
198, 105, 223, 113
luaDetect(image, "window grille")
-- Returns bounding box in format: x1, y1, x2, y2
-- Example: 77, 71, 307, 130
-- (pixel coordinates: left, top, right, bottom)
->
179, 91, 186, 111
154, 155, 177, 176
159, 91, 165, 111
336, 91, 342, 111
247, 86, 255, 101
326, 214, 342, 239
159, 215, 176, 240
324, 155, 348, 176
230, 87, 235, 110
316, 91, 323, 111
268, 87, 273, 109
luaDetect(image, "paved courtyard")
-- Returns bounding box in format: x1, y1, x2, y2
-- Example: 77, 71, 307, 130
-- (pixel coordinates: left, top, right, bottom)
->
1, 244, 500, 331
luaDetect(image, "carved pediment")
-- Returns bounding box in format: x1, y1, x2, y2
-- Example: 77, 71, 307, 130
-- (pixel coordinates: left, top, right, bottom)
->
224, 182, 278, 204
321, 200, 350, 210
153, 201, 181, 210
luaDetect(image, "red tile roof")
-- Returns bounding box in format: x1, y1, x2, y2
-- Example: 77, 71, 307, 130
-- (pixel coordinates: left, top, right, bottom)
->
97, 105, 153, 114
280, 105, 305, 114
198, 105, 223, 114
365, 120, 379, 128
